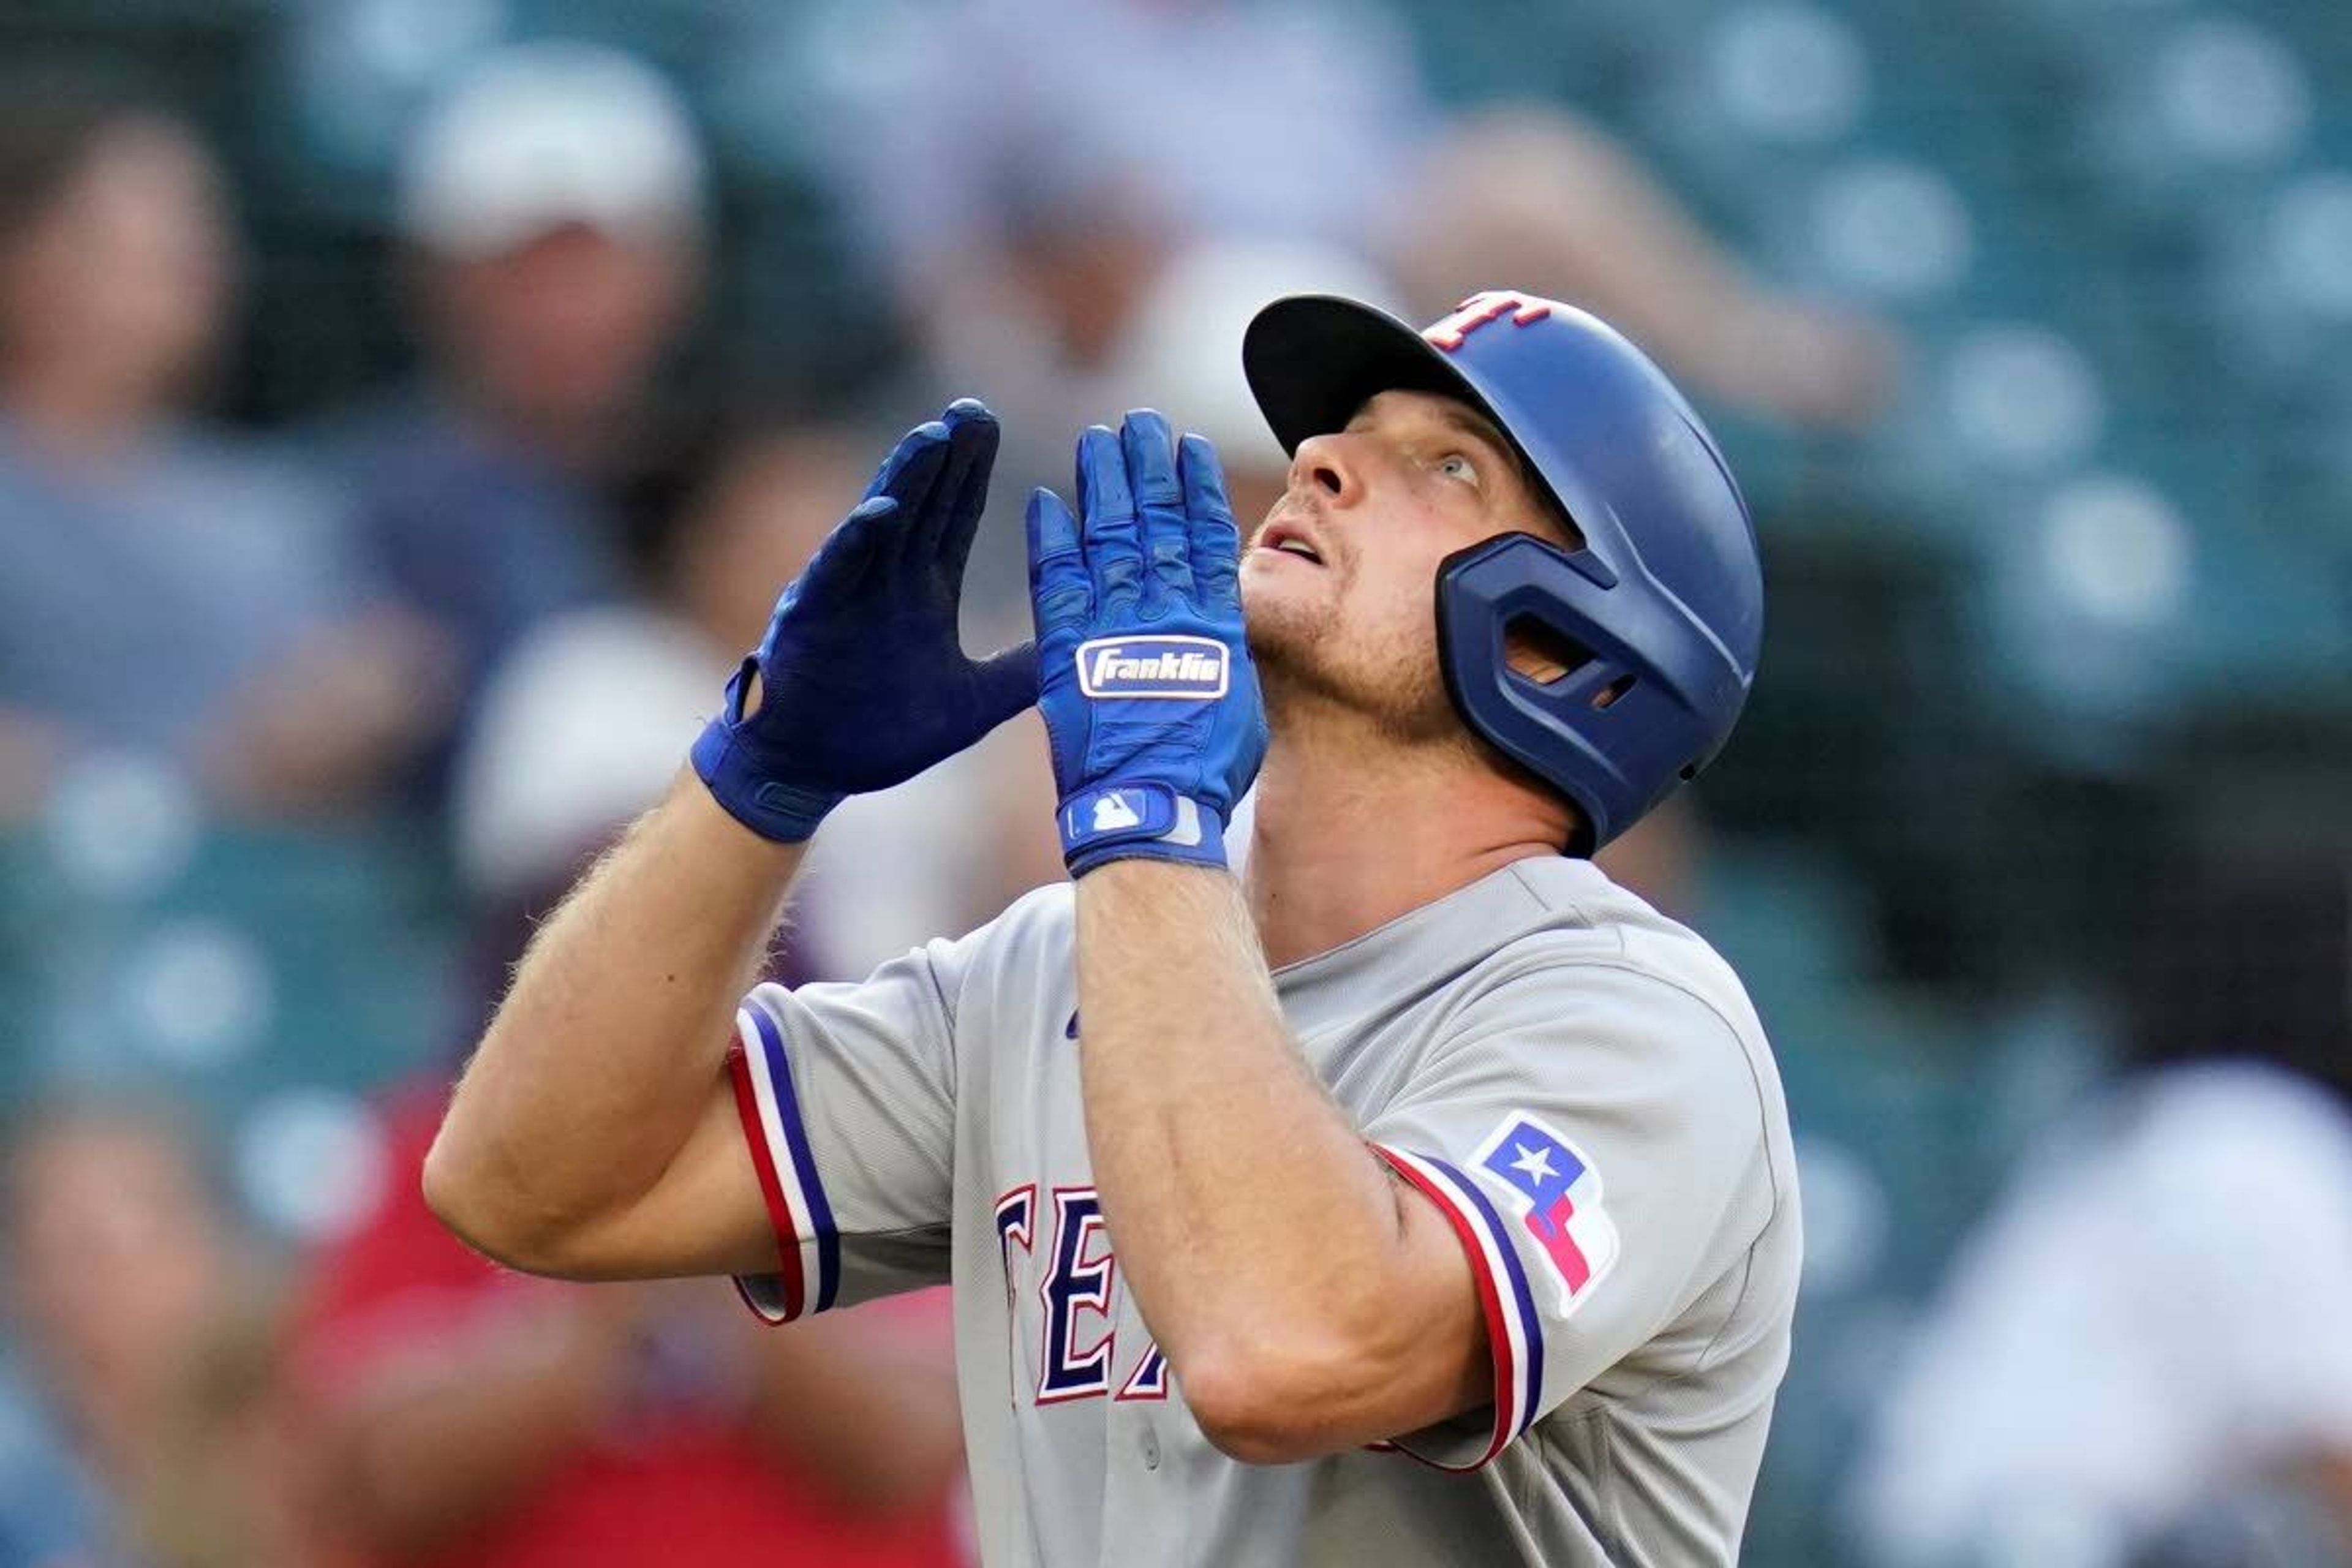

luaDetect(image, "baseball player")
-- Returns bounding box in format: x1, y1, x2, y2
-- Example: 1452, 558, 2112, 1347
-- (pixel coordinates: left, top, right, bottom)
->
427, 288, 1800, 1566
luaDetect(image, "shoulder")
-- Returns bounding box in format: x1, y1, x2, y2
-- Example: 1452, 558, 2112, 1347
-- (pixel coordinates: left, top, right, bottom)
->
957, 882, 1077, 976
767, 883, 1077, 1014
1444, 862, 1790, 1155
932, 883, 1078, 1044
726, 884, 1081, 1083
1466, 859, 1770, 1059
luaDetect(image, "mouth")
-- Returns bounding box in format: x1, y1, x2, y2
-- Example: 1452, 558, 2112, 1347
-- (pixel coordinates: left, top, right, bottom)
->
1254, 518, 1327, 568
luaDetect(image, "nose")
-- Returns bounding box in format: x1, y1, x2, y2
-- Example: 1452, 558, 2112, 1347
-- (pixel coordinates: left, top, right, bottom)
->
1288, 432, 1366, 509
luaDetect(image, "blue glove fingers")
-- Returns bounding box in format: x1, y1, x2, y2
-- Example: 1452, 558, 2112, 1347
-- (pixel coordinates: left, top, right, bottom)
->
1026, 486, 1093, 638
1178, 434, 1243, 612
865, 422, 954, 577
932, 399, 1000, 583
895, 400, 990, 571
969, 641, 1041, 730
862, 417, 954, 510
1121, 410, 1194, 608
771, 496, 895, 646
868, 421, 960, 589
1075, 424, 1144, 616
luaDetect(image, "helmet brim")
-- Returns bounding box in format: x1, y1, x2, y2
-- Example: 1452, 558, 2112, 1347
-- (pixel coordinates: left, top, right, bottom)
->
1243, 293, 1523, 469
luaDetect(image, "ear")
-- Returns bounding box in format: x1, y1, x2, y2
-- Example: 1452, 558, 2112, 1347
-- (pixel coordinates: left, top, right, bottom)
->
1501, 620, 1588, 687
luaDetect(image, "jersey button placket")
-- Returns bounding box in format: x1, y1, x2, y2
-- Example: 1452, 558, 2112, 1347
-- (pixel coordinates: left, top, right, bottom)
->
1140, 1423, 1161, 1471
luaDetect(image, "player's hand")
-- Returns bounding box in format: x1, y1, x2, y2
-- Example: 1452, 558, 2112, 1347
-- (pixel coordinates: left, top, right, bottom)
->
1027, 411, 1268, 876
692, 401, 1038, 843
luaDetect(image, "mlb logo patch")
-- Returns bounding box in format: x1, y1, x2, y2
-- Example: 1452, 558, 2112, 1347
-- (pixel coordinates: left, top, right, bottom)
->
1470, 1112, 1619, 1317
1076, 636, 1229, 700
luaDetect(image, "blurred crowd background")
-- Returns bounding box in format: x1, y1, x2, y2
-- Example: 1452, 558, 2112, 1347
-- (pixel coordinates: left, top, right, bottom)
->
1, 1, 2348, 1565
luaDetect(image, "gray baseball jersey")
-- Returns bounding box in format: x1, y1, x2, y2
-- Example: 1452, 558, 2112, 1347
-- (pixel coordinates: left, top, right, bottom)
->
725, 856, 1800, 1567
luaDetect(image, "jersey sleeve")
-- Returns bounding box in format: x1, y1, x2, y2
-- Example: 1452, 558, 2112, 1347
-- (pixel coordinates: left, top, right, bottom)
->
1360, 955, 1784, 1471
728, 932, 971, 1324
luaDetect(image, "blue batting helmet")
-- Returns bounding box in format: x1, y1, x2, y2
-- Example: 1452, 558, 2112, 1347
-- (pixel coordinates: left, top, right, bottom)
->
1242, 288, 1763, 853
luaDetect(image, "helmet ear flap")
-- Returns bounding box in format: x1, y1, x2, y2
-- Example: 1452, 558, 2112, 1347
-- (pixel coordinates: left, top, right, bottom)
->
1434, 535, 1617, 853
1436, 532, 1741, 854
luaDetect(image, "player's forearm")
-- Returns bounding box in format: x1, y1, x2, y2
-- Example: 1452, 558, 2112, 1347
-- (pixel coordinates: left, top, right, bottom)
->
426, 772, 804, 1267
1075, 861, 1423, 1441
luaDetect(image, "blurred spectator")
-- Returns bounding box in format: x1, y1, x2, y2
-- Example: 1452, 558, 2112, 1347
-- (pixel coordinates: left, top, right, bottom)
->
0, 1101, 322, 1568
292, 1084, 968, 1568
1093, 238, 1398, 534
819, 0, 1892, 464
1849, 850, 2352, 1567
0, 74, 445, 818
318, 410, 983, 1568
1594, 794, 1708, 922
451, 407, 1060, 990
331, 43, 707, 807
1390, 104, 1893, 431
448, 417, 865, 919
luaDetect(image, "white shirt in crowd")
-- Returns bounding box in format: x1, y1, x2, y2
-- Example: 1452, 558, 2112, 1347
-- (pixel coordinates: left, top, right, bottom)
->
1853, 1061, 2352, 1567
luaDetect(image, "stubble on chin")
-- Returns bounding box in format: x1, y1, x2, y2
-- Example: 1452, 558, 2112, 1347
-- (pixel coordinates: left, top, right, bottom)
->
1248, 605, 1461, 749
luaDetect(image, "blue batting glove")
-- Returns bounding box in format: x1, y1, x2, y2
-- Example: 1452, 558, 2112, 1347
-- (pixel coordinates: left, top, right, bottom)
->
693, 400, 1038, 843
1028, 411, 1268, 876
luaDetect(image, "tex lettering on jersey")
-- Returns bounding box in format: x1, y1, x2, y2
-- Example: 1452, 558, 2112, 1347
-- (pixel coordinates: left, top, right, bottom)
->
994, 1182, 1168, 1406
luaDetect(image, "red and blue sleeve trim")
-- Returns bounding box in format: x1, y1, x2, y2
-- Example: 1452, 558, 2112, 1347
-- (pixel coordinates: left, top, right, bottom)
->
725, 1001, 840, 1322
1374, 1145, 1547, 1469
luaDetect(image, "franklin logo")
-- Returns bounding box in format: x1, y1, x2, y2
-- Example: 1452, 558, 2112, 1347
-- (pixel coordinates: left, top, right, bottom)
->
1075, 636, 1229, 700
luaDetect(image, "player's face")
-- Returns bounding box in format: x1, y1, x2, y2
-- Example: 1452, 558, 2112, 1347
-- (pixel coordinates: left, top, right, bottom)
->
1240, 389, 1577, 739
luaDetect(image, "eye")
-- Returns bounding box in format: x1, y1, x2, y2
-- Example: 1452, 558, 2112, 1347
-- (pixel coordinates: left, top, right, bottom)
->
1435, 452, 1481, 488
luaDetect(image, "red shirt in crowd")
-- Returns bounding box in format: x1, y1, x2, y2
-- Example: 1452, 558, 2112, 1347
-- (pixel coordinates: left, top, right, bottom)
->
293, 1089, 967, 1568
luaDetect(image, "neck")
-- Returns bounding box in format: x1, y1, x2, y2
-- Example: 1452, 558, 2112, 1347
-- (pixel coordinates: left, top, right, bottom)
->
1242, 697, 1572, 970
456, 380, 633, 479
49, 1351, 172, 1485
1, 365, 161, 465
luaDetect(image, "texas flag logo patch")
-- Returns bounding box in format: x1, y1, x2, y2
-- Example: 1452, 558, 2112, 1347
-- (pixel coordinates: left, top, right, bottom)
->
1471, 1112, 1619, 1317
